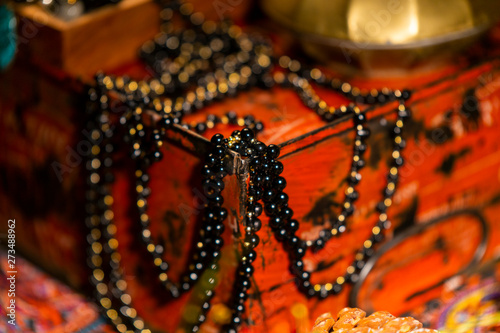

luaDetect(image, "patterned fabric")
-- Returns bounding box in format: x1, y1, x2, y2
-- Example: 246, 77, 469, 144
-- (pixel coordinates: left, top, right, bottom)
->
409, 260, 500, 332
0, 250, 113, 332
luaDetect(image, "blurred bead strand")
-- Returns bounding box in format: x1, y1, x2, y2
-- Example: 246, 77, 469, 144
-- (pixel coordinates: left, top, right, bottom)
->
86, 83, 151, 333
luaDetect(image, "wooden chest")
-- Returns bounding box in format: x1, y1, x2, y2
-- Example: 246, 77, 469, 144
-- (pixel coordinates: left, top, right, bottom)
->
1, 16, 500, 333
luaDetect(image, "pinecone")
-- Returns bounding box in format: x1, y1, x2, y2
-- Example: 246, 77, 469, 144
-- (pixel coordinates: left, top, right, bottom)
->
311, 308, 438, 333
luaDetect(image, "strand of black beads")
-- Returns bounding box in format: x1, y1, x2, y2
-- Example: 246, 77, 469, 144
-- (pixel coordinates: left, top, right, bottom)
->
86, 82, 151, 333
215, 128, 261, 333
281, 71, 357, 123
277, 57, 409, 106
259, 97, 410, 299
304, 106, 370, 251
310, 67, 412, 106
140, 0, 274, 97
184, 112, 264, 135
89, 79, 221, 332
184, 262, 220, 333
130, 126, 180, 298
311, 96, 412, 296
122, 106, 229, 298
104, 44, 271, 121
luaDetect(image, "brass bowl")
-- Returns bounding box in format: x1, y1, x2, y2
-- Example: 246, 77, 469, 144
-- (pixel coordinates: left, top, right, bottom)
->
262, 0, 500, 75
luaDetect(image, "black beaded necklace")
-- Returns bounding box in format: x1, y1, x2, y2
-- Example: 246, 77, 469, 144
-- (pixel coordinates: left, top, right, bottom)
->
85, 1, 412, 332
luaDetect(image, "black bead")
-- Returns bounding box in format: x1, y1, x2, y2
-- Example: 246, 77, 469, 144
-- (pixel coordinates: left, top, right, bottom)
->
333, 283, 343, 294
401, 89, 412, 100
214, 223, 225, 234
140, 173, 150, 184
377, 93, 387, 104
319, 229, 332, 242
203, 180, 221, 196
357, 128, 371, 138
346, 190, 359, 201
247, 250, 257, 263
206, 154, 218, 167
262, 175, 272, 187
287, 236, 299, 248
267, 144, 280, 159
355, 159, 365, 169
254, 121, 264, 132
283, 220, 298, 235
219, 207, 228, 220
276, 192, 289, 206
245, 234, 260, 248
213, 195, 224, 205
393, 157, 404, 167
211, 133, 224, 145
354, 112, 366, 124
265, 203, 279, 215
232, 143, 241, 153
290, 260, 304, 274
312, 238, 324, 251
236, 276, 250, 289
207, 114, 219, 124
273, 176, 287, 191
275, 228, 287, 241
363, 247, 375, 257
235, 303, 245, 314
249, 156, 262, 169
354, 143, 367, 153
131, 149, 142, 159
293, 243, 306, 258
393, 126, 402, 136
384, 187, 395, 197
263, 189, 276, 202
322, 111, 335, 122
195, 122, 207, 133
212, 145, 226, 157
243, 147, 254, 157
271, 161, 284, 175
236, 291, 248, 302
226, 111, 238, 124
372, 232, 384, 243
231, 316, 242, 325
279, 207, 294, 220
239, 264, 254, 278
269, 216, 284, 229
252, 218, 262, 231
349, 172, 361, 185
250, 169, 262, 180
231, 130, 241, 138
354, 260, 365, 270
201, 165, 212, 177
343, 205, 354, 217
253, 203, 263, 217
161, 116, 173, 128
299, 271, 310, 282
248, 188, 262, 201
214, 165, 228, 178
204, 208, 217, 221
215, 179, 225, 190
253, 141, 266, 154
243, 115, 255, 126
398, 108, 411, 119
